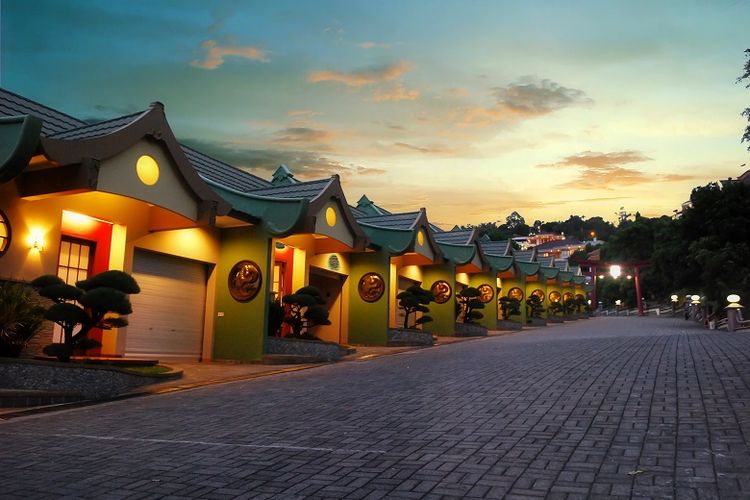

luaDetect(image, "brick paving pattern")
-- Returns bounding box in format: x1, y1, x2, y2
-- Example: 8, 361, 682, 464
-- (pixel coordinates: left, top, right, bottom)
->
2, 317, 750, 499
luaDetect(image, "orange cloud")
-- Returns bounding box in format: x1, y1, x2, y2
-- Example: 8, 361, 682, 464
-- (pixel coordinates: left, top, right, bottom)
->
272, 127, 337, 146
191, 40, 268, 69
393, 142, 454, 155
538, 150, 697, 190
308, 60, 413, 87
371, 83, 420, 102
359, 41, 392, 49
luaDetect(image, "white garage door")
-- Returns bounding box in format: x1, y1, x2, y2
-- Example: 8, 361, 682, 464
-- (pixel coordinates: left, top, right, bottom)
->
125, 250, 207, 360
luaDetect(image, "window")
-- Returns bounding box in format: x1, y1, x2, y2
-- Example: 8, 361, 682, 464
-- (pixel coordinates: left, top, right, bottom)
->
57, 237, 95, 285
52, 237, 95, 343
272, 262, 286, 300
0, 209, 10, 257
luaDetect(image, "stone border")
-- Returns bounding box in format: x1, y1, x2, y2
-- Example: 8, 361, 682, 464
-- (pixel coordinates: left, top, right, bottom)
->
0, 357, 182, 399
497, 320, 523, 330
387, 328, 434, 346
455, 322, 488, 337
266, 336, 343, 361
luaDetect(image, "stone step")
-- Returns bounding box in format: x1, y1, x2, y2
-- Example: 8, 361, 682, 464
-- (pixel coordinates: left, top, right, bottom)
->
0, 389, 84, 408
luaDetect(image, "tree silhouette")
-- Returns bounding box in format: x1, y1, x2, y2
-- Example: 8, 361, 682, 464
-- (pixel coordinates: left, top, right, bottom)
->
32, 271, 140, 362
396, 285, 434, 329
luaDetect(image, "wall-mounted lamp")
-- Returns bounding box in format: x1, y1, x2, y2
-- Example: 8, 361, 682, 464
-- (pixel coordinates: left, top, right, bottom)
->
28, 232, 45, 252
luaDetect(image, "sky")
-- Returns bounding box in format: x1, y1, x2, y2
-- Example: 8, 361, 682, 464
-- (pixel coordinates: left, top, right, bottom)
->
1, 0, 748, 228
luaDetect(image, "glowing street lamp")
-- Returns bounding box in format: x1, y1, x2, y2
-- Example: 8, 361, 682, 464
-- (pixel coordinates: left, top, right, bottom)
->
610, 265, 621, 279
670, 294, 679, 316
726, 294, 744, 332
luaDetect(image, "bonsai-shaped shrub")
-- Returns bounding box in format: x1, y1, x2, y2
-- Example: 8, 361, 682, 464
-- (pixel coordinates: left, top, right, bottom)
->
563, 297, 577, 315
457, 287, 485, 324
499, 296, 521, 321
32, 271, 140, 362
525, 295, 545, 321
574, 296, 589, 314
267, 296, 285, 336
0, 281, 45, 357
396, 285, 434, 329
548, 301, 564, 316
282, 286, 331, 340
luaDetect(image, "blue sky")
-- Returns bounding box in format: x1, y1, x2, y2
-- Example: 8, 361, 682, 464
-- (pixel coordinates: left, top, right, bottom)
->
2, 0, 748, 226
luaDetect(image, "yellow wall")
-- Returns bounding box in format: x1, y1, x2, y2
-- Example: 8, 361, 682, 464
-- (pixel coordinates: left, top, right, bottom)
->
0, 187, 222, 358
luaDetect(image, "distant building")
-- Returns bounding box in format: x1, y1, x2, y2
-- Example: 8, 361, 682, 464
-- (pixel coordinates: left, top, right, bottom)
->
534, 237, 586, 259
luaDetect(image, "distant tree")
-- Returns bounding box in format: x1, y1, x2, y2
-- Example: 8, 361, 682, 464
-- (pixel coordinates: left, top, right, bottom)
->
738, 48, 750, 149
32, 271, 140, 362
396, 285, 434, 329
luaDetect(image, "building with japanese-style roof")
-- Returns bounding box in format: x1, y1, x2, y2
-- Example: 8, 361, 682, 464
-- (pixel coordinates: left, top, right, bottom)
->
0, 89, 234, 360
0, 88, 595, 363
348, 196, 446, 343
0, 88, 367, 362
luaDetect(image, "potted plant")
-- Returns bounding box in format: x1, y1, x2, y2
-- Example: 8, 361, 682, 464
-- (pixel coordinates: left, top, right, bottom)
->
455, 287, 487, 336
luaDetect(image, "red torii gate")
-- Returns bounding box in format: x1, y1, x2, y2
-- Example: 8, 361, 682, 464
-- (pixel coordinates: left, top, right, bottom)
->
577, 260, 651, 316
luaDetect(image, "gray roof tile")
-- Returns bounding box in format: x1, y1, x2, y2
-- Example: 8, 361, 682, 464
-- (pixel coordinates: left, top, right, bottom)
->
355, 211, 420, 230
248, 178, 331, 199
513, 249, 535, 262
480, 240, 510, 256
47, 111, 144, 140
0, 87, 86, 136
182, 145, 271, 191
432, 229, 474, 245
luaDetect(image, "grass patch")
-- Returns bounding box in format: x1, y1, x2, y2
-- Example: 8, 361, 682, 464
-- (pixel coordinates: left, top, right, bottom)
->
123, 365, 173, 376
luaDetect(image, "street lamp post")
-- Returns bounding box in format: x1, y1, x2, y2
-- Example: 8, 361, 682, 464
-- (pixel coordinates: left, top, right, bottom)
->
670, 294, 679, 317
726, 294, 744, 332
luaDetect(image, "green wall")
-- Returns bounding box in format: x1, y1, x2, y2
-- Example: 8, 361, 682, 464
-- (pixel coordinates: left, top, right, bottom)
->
469, 272, 498, 330
422, 264, 456, 336
348, 251, 391, 345
213, 225, 272, 362
500, 276, 527, 325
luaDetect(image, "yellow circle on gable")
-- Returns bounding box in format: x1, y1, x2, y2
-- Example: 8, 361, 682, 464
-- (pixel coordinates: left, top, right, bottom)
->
325, 207, 337, 227
417, 230, 424, 246
136, 155, 160, 186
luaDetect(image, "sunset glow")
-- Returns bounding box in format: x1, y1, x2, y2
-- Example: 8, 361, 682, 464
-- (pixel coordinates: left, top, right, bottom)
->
3, 0, 747, 227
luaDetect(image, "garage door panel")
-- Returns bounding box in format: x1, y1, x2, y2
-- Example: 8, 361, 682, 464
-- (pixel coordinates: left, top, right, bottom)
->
126, 250, 207, 360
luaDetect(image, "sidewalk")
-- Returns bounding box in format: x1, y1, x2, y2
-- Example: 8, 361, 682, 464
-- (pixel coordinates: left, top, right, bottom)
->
1, 330, 514, 417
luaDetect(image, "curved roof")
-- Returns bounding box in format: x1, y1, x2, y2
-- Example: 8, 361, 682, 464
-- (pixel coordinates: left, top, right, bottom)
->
355, 207, 443, 258
0, 115, 42, 183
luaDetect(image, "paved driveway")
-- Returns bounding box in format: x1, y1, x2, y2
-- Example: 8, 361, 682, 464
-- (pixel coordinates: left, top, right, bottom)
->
2, 317, 750, 499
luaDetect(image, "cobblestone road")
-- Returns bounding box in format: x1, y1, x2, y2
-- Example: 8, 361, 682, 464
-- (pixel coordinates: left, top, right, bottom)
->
3, 317, 750, 499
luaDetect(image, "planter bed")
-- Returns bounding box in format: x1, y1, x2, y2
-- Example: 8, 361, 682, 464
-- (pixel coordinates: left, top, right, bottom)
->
266, 336, 349, 362
496, 319, 523, 331
546, 316, 565, 323
455, 322, 488, 337
527, 318, 547, 326
387, 328, 434, 346
0, 357, 182, 401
